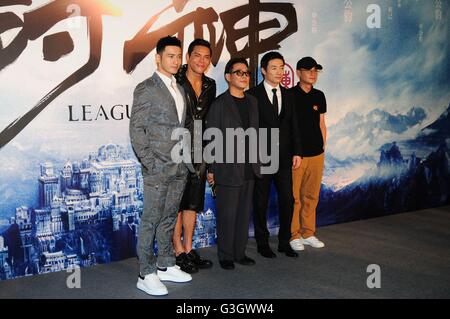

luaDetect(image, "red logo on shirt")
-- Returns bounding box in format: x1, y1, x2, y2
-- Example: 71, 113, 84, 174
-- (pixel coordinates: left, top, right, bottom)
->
313, 105, 319, 111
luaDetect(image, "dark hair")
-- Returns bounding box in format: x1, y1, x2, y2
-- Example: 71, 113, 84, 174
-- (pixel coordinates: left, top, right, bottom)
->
187, 39, 212, 56
260, 51, 285, 71
156, 36, 182, 55
224, 57, 249, 75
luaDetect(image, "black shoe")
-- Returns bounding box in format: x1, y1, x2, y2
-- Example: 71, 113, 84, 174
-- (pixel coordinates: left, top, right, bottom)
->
219, 260, 235, 270
187, 250, 213, 269
235, 256, 256, 266
278, 246, 299, 258
257, 246, 277, 259
176, 253, 199, 274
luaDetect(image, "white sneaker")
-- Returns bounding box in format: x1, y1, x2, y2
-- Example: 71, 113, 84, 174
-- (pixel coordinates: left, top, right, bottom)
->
136, 273, 168, 296
157, 265, 192, 283
289, 239, 305, 251
301, 236, 325, 248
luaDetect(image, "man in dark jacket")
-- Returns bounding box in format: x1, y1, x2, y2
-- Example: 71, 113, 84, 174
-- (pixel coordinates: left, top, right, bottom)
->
205, 58, 262, 270
247, 52, 302, 259
173, 39, 216, 273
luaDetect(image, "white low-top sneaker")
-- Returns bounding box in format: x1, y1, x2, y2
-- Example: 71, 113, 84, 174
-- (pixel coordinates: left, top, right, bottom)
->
289, 239, 305, 251
136, 273, 168, 296
157, 265, 192, 283
301, 236, 325, 248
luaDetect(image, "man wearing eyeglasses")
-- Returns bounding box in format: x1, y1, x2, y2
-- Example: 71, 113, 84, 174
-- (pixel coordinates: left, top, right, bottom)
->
205, 58, 261, 270
289, 57, 327, 251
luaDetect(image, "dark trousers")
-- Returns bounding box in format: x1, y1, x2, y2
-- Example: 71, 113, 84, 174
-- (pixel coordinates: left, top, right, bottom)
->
253, 168, 294, 249
215, 180, 255, 261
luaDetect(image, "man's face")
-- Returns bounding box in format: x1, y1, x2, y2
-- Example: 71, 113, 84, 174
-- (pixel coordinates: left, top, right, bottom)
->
262, 58, 284, 86
297, 67, 320, 86
157, 45, 182, 75
186, 45, 212, 75
226, 63, 250, 91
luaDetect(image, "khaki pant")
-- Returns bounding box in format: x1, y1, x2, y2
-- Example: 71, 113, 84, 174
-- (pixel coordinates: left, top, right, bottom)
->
291, 153, 324, 240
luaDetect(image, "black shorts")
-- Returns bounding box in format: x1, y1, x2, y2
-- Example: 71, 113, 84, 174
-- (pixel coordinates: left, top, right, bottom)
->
179, 170, 207, 212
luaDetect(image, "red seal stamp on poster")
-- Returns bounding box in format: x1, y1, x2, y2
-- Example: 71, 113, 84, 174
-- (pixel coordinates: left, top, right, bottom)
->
281, 63, 295, 88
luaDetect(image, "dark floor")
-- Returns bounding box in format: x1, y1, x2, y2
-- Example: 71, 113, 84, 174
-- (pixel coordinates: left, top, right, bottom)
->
1, 206, 449, 299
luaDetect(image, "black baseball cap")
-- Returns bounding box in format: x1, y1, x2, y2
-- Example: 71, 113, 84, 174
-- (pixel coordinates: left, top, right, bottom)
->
296, 57, 323, 70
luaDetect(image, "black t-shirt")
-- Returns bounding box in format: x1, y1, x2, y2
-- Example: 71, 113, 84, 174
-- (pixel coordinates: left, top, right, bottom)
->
289, 84, 327, 157
233, 96, 254, 180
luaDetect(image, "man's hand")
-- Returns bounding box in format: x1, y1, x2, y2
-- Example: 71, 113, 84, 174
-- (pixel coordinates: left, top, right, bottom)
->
292, 156, 302, 170
207, 173, 215, 185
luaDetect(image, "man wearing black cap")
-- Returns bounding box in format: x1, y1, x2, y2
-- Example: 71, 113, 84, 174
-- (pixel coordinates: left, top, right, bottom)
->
289, 57, 326, 251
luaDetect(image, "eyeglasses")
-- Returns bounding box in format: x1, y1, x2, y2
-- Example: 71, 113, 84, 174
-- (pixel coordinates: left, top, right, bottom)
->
230, 70, 251, 78
300, 69, 322, 74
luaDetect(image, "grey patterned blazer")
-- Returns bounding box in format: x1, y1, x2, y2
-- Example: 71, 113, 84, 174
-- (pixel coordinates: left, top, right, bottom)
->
130, 72, 188, 181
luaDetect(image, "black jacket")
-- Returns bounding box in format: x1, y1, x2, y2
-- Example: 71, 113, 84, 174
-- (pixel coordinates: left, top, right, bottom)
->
246, 83, 301, 170
175, 65, 216, 176
205, 91, 262, 187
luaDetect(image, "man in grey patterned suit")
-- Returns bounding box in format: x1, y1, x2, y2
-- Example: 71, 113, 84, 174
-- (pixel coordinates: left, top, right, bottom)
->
130, 36, 192, 296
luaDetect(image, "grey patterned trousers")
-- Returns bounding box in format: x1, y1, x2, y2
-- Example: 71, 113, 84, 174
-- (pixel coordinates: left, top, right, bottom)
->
137, 166, 187, 276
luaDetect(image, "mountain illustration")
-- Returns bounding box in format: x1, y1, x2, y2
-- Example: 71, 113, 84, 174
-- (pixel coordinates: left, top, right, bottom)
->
327, 107, 427, 160
418, 103, 450, 142
318, 104, 450, 226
